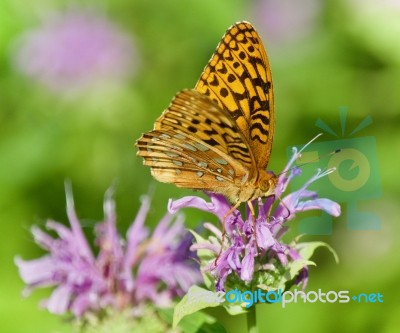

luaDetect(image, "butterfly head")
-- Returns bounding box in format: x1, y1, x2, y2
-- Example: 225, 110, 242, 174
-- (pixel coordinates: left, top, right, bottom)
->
237, 169, 277, 203
258, 169, 277, 198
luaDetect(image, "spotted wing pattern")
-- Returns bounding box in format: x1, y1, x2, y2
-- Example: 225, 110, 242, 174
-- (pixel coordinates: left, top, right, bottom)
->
136, 90, 252, 194
136, 22, 276, 203
195, 21, 274, 170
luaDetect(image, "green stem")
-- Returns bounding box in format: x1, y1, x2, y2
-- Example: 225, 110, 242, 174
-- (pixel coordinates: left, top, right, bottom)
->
246, 305, 258, 333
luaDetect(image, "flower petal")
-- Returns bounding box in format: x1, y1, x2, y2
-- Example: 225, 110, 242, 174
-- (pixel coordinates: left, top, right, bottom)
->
256, 223, 275, 249
240, 248, 255, 282
46, 285, 72, 314
14, 256, 55, 286
296, 198, 341, 216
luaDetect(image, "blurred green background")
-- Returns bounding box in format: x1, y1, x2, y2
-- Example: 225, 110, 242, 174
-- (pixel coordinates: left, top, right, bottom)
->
1, 0, 399, 332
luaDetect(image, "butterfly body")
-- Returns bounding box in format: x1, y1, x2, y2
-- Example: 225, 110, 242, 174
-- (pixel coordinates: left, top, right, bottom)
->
236, 168, 277, 203
136, 22, 276, 206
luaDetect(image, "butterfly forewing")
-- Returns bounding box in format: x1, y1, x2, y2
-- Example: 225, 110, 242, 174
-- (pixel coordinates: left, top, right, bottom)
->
195, 22, 274, 170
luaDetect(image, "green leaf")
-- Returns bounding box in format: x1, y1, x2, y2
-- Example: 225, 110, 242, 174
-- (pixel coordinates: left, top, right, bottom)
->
178, 311, 227, 333
202, 272, 215, 291
76, 307, 180, 333
222, 302, 248, 316
286, 259, 316, 280
187, 229, 217, 290
295, 241, 339, 263
188, 230, 215, 263
160, 308, 226, 333
188, 229, 207, 245
173, 285, 223, 328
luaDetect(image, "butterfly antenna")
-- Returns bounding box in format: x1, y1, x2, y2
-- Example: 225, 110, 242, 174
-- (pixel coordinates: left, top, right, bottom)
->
277, 194, 291, 220
276, 148, 341, 177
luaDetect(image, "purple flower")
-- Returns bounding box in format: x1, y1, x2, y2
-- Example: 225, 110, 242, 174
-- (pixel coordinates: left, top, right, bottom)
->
11, 7, 136, 93
15, 187, 201, 317
169, 139, 341, 291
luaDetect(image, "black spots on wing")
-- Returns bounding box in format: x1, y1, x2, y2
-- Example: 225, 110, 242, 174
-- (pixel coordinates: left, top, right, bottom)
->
248, 54, 265, 69
230, 42, 239, 52
220, 88, 229, 97
233, 62, 240, 69
203, 137, 219, 147
239, 51, 246, 60
224, 36, 239, 50
240, 70, 250, 81
248, 95, 270, 116
230, 109, 243, 120
188, 125, 197, 133
142, 133, 152, 140
266, 81, 272, 91
224, 51, 234, 62
217, 63, 228, 74
204, 127, 219, 136
248, 36, 259, 45
191, 118, 200, 125
248, 45, 255, 53
247, 96, 269, 114
261, 99, 270, 112
251, 77, 265, 89
239, 35, 248, 44
209, 75, 219, 86
232, 90, 247, 103
200, 83, 211, 97
227, 74, 236, 83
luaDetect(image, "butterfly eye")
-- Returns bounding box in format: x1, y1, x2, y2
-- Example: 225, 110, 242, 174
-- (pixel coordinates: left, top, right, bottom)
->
260, 179, 271, 192
259, 171, 276, 193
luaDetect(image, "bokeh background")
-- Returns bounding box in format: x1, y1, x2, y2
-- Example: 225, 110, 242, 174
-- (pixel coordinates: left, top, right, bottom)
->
1, 0, 399, 332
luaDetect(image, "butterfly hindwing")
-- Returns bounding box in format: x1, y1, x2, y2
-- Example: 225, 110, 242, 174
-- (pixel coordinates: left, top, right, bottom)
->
137, 131, 243, 192
136, 90, 250, 194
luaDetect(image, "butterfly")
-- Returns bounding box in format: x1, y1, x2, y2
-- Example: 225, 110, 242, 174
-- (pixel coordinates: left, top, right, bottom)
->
136, 22, 277, 213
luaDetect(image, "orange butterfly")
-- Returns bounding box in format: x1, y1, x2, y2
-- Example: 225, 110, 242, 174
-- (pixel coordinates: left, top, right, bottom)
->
136, 22, 276, 213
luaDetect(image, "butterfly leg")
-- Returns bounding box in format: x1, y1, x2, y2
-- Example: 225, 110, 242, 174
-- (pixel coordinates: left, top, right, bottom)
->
247, 200, 260, 253
268, 194, 290, 225
278, 195, 291, 220
223, 200, 242, 221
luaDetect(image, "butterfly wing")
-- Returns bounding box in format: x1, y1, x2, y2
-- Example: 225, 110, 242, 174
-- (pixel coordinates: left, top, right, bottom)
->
136, 90, 254, 201
195, 21, 274, 170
